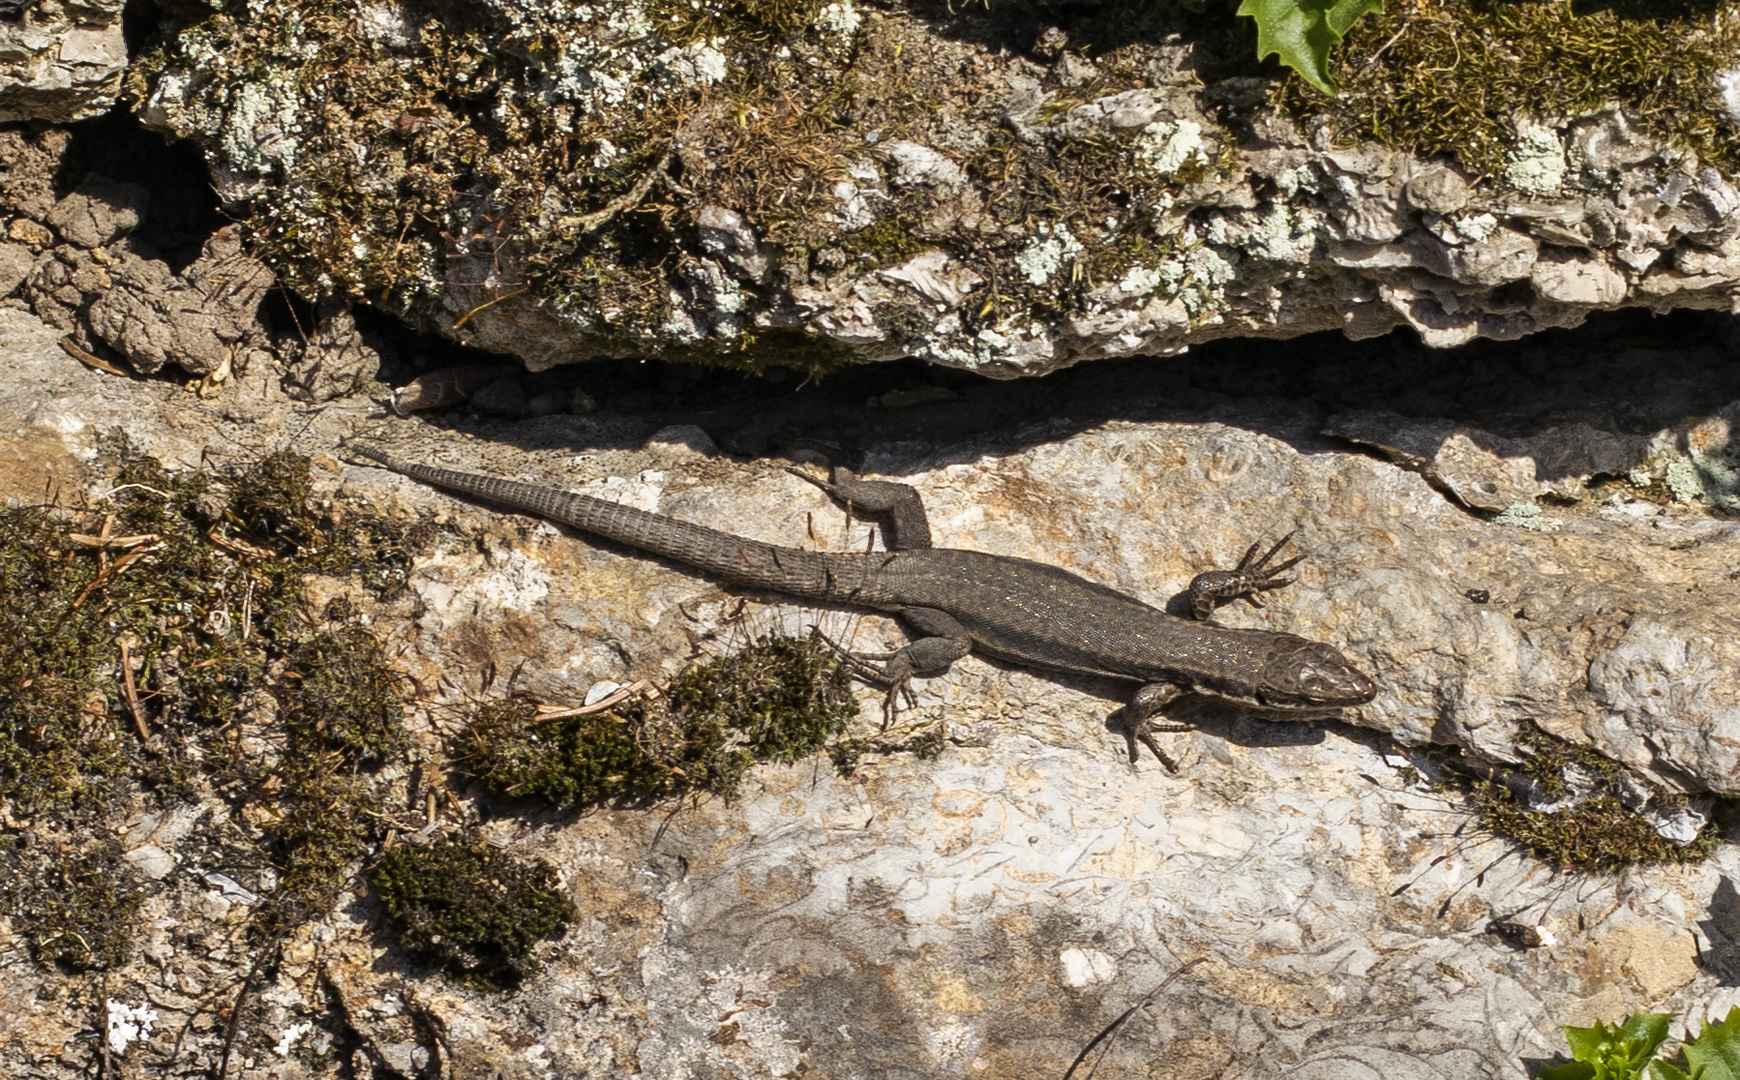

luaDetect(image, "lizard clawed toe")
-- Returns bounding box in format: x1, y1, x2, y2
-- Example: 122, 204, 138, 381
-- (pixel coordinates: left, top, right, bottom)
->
810, 626, 917, 726
1121, 716, 1192, 772
1188, 530, 1306, 620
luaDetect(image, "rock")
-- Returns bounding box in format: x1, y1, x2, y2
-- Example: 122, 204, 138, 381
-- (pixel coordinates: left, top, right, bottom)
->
1532, 251, 1628, 305
46, 175, 150, 249
279, 300, 382, 403
0, 0, 126, 123
1404, 165, 1470, 214
112, 0, 1740, 375
85, 227, 277, 376
7, 301, 1740, 1077
0, 240, 35, 296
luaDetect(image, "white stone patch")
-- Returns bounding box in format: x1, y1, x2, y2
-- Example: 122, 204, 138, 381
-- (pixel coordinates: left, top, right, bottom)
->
108, 999, 159, 1054
1134, 119, 1204, 176
1060, 947, 1117, 987
1015, 224, 1082, 285
817, 0, 861, 36
881, 249, 984, 307
1505, 123, 1566, 196
276, 1021, 314, 1057
885, 141, 966, 189
577, 470, 667, 514
1454, 213, 1497, 244
1718, 68, 1740, 125
357, 2, 417, 48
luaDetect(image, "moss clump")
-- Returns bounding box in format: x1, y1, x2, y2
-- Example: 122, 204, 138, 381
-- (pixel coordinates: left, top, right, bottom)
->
837, 216, 932, 268
279, 626, 405, 763
1461, 723, 1718, 871
1, 441, 433, 961
463, 633, 856, 809
0, 506, 133, 814
368, 839, 576, 990
4, 844, 146, 971
1291, 0, 1740, 181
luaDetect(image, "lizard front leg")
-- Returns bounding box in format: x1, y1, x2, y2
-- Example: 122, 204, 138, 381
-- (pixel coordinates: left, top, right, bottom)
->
1186, 532, 1304, 620
1112, 682, 1195, 771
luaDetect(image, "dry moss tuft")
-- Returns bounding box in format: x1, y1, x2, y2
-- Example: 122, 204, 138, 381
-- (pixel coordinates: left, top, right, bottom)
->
1290, 0, 1740, 180
1454, 723, 1720, 872
368, 838, 576, 990
461, 633, 857, 809
0, 442, 430, 956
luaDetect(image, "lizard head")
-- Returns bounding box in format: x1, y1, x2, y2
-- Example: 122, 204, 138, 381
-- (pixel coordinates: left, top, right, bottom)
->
1252, 640, 1378, 714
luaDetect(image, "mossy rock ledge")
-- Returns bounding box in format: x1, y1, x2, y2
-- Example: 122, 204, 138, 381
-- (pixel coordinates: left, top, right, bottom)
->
129, 0, 1740, 376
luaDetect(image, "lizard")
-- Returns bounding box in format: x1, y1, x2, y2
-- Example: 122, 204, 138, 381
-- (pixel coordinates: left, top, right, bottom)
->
348, 443, 1378, 768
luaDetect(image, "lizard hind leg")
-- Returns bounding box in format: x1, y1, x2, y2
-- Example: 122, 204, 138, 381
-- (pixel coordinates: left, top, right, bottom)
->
1113, 682, 1193, 771
788, 464, 934, 551
1186, 530, 1305, 620
812, 606, 972, 724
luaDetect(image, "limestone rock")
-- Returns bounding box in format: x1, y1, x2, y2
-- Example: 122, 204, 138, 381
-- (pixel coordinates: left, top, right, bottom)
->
0, 0, 126, 123
125, 0, 1740, 375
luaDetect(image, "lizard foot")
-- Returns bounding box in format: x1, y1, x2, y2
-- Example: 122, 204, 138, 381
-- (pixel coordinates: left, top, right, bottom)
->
1116, 681, 1192, 771
1120, 717, 1194, 773
810, 627, 918, 725
1187, 531, 1305, 620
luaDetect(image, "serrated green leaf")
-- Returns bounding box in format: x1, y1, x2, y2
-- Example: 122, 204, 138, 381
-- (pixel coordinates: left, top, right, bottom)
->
1540, 1063, 1597, 1080
1678, 1006, 1740, 1080
1648, 1060, 1698, 1080
1554, 1014, 1673, 1080
1236, 0, 1383, 96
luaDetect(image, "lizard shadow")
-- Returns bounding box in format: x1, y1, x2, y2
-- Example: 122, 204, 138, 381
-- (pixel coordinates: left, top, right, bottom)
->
989, 663, 1330, 754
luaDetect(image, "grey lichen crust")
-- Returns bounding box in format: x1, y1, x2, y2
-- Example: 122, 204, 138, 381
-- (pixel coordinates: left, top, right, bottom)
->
129, 0, 1740, 374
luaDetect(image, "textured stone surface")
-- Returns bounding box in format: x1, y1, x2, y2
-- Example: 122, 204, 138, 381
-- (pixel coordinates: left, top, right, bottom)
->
0, 0, 126, 123
126, 0, 1740, 375
4, 305, 1740, 1077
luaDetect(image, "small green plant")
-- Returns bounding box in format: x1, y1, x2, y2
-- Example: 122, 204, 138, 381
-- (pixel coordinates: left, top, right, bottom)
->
1539, 1008, 1740, 1080
1540, 1013, 1670, 1080
1654, 1008, 1740, 1080
1238, 0, 1383, 95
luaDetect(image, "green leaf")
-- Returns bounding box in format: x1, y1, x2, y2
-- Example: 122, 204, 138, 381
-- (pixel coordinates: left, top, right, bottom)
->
1673, 1006, 1740, 1080
1236, 0, 1383, 96
1550, 1014, 1673, 1080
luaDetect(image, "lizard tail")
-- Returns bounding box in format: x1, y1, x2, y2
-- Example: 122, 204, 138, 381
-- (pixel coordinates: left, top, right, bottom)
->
348, 443, 835, 594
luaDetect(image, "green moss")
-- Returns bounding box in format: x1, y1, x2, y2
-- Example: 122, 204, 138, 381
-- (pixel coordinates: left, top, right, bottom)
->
1459, 723, 1719, 871
463, 633, 856, 809
5, 844, 146, 971
1290, 0, 1740, 181
0, 507, 132, 814
838, 216, 931, 267
280, 627, 406, 762
1, 441, 434, 962
368, 838, 575, 990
